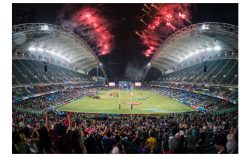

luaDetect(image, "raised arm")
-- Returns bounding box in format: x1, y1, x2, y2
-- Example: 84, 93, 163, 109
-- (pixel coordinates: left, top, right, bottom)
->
67, 112, 72, 131
45, 111, 50, 131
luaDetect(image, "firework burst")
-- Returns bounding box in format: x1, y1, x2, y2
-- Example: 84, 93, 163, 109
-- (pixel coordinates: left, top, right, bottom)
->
73, 7, 113, 56
136, 4, 192, 57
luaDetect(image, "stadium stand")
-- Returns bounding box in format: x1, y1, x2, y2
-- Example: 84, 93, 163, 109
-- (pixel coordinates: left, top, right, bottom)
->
155, 59, 238, 85
13, 59, 91, 85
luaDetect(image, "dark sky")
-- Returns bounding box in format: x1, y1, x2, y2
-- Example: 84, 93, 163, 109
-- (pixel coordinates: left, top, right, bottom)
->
12, 3, 238, 82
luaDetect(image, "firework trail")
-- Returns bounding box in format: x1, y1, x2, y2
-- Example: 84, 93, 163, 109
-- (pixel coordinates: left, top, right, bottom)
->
57, 5, 114, 56
137, 3, 192, 57
73, 7, 113, 55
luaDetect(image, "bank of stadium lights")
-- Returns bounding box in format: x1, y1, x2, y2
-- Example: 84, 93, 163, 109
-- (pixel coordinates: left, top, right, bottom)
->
28, 47, 36, 51
37, 48, 44, 52
201, 24, 209, 30
28, 46, 71, 62
41, 25, 49, 31
179, 46, 222, 62
206, 47, 212, 51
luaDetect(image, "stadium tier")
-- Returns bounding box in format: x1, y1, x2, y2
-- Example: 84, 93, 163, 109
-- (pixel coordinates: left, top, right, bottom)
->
12, 59, 91, 85
148, 59, 238, 105
156, 59, 238, 85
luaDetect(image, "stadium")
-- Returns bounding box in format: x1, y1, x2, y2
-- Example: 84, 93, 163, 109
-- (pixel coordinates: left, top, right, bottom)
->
12, 4, 238, 154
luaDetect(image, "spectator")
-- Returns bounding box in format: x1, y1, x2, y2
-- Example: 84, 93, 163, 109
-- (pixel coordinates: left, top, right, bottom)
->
214, 133, 227, 154
139, 141, 150, 154
84, 133, 97, 153
147, 131, 157, 153
226, 128, 238, 154
167, 135, 179, 153
111, 142, 125, 154
102, 131, 115, 154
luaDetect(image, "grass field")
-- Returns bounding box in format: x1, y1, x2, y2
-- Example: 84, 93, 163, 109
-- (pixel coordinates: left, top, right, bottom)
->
58, 90, 195, 114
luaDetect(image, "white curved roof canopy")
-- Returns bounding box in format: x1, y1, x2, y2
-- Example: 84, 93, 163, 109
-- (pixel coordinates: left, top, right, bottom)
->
146, 22, 238, 75
12, 23, 108, 80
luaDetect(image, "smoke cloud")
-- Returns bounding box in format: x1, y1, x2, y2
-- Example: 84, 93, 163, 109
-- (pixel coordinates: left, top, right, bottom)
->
124, 61, 145, 81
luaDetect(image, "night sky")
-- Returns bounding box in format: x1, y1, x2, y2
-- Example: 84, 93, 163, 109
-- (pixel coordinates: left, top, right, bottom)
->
12, 3, 238, 82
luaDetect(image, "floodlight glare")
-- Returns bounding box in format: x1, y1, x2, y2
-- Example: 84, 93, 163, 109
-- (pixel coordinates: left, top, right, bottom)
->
201, 24, 209, 30
188, 53, 193, 57
41, 25, 49, 31
37, 48, 44, 52
50, 50, 55, 54
28, 47, 36, 51
214, 46, 221, 51
206, 47, 212, 51
57, 54, 62, 58
200, 49, 206, 52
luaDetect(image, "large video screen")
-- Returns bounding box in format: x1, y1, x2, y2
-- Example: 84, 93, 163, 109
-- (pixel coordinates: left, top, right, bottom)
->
135, 82, 141, 87
118, 81, 131, 89
108, 82, 115, 86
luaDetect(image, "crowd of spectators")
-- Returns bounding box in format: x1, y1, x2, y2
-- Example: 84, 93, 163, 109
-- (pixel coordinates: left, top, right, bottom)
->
149, 87, 237, 112
12, 109, 238, 154
149, 82, 238, 104
12, 83, 96, 101
13, 88, 98, 112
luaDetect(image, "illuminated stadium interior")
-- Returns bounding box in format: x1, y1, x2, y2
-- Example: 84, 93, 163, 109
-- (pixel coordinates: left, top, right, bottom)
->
12, 3, 238, 154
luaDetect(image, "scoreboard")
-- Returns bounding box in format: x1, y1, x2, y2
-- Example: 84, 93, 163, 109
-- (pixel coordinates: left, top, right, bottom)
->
108, 82, 116, 86
118, 81, 132, 89
135, 82, 142, 87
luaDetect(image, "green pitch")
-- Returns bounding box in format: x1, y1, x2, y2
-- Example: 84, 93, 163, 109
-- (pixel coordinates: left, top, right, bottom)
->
58, 90, 195, 114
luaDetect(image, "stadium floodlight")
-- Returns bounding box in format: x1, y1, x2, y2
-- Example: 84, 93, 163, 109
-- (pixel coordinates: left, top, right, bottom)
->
37, 48, 44, 52
214, 46, 221, 51
183, 56, 188, 60
206, 47, 212, 51
201, 24, 209, 30
200, 49, 206, 52
195, 50, 200, 54
41, 25, 49, 31
188, 53, 193, 57
45, 49, 49, 53
50, 50, 55, 54
56, 53, 62, 58
28, 46, 36, 51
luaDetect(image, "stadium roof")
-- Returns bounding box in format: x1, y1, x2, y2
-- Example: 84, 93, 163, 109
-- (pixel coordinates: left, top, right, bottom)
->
12, 23, 108, 80
142, 22, 238, 81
